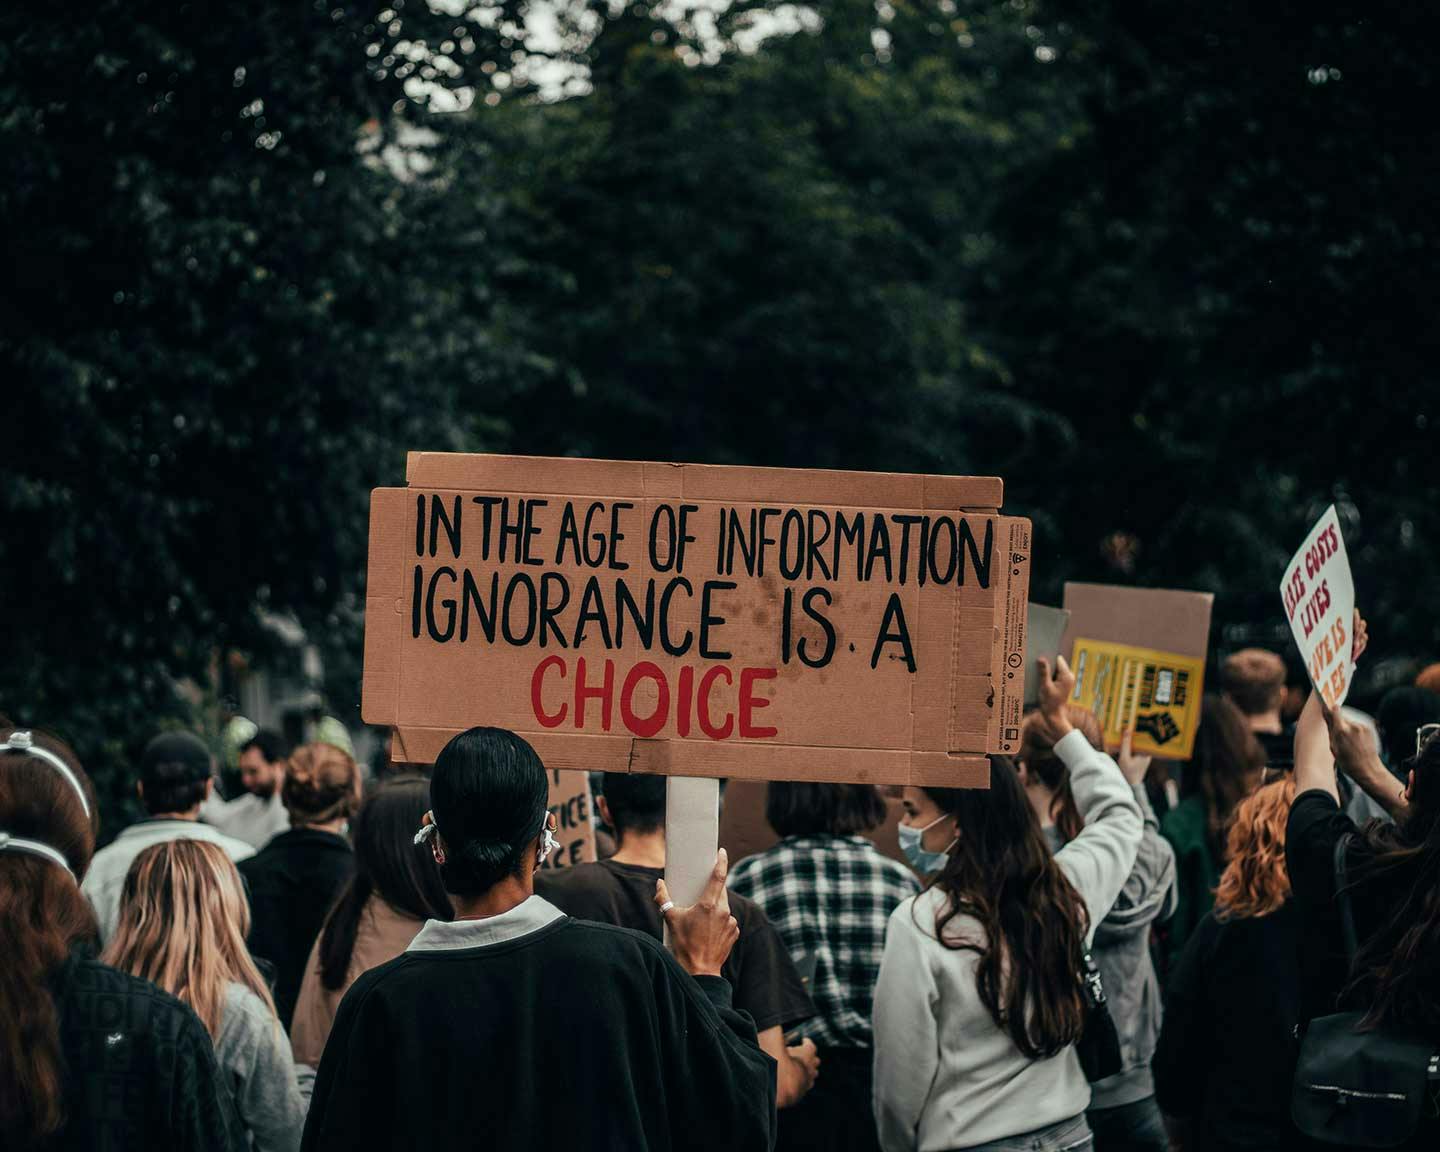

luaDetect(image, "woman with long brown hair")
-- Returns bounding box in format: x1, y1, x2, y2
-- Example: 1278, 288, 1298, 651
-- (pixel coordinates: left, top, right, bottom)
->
1154, 776, 1303, 1151
873, 658, 1143, 1152
1, 727, 241, 1151
290, 775, 452, 1069
106, 839, 306, 1152
1286, 614, 1439, 1149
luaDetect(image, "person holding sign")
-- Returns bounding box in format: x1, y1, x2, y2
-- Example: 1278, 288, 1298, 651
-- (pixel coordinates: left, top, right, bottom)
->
301, 727, 775, 1152
536, 773, 818, 1110
873, 657, 1142, 1152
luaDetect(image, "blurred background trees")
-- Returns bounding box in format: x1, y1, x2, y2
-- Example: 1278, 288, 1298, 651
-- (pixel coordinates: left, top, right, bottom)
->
4, 0, 1435, 826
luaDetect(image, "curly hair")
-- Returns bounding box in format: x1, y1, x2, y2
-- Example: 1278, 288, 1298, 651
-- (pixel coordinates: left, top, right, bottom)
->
1213, 775, 1295, 920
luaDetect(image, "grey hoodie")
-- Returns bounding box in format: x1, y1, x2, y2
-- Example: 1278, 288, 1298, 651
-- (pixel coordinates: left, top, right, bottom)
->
1046, 784, 1177, 1109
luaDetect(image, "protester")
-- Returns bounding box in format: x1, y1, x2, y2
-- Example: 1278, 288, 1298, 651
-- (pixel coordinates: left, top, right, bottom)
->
537, 772, 819, 1108
1287, 625, 1440, 1130
1415, 662, 1440, 696
728, 781, 919, 1152
290, 776, 452, 1070
1, 727, 244, 1151
1016, 710, 1177, 1152
872, 657, 1143, 1152
204, 729, 291, 849
83, 730, 256, 942
1221, 648, 1293, 771
1375, 685, 1440, 771
241, 741, 361, 1027
1154, 776, 1302, 1151
301, 727, 774, 1150
105, 839, 307, 1152
1159, 695, 1265, 970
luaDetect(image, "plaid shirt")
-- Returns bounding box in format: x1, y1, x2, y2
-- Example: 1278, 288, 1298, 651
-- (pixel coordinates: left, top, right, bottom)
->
729, 834, 919, 1049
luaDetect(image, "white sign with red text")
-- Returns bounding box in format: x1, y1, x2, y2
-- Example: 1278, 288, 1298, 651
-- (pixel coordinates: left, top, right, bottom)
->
1280, 505, 1355, 708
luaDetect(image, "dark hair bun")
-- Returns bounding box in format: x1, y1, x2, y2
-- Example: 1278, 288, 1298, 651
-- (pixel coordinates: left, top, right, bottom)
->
431, 728, 548, 897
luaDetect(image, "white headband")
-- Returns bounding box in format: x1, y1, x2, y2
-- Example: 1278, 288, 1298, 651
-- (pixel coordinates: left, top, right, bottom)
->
0, 831, 75, 879
1, 731, 90, 819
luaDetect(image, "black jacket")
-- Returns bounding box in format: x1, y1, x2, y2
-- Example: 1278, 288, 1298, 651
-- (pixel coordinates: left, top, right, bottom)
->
302, 912, 776, 1151
1154, 902, 1303, 1151
50, 954, 246, 1151
239, 827, 353, 1028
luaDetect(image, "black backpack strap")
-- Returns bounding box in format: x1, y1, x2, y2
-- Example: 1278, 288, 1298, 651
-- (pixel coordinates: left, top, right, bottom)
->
1332, 831, 1359, 964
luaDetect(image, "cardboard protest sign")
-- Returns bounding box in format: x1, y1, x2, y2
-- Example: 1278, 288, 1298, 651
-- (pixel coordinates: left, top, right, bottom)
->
1060, 583, 1214, 759
1069, 639, 1206, 758
536, 769, 596, 871
1023, 604, 1071, 708
363, 453, 1031, 787
1280, 505, 1356, 708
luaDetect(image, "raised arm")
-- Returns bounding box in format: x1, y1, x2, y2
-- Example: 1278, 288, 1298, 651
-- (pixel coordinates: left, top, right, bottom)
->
1036, 657, 1144, 936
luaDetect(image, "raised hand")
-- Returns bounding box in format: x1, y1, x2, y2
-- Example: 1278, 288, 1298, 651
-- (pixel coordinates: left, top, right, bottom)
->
656, 850, 740, 979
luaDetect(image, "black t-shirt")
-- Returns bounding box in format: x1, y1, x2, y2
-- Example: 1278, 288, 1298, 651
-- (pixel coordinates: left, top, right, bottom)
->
1286, 789, 1408, 1026
51, 954, 247, 1151
239, 828, 355, 1028
536, 859, 814, 1033
1154, 903, 1304, 1151
1256, 726, 1295, 773
302, 918, 776, 1152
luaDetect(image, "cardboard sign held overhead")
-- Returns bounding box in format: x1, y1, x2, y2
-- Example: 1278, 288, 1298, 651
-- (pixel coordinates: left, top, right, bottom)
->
536, 769, 596, 871
362, 453, 1032, 787
1060, 583, 1214, 760
1280, 505, 1356, 709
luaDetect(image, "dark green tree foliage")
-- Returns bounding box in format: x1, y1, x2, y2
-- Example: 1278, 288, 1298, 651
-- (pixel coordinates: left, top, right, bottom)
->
0, 0, 515, 822
4, 0, 1437, 829
974, 2, 1440, 654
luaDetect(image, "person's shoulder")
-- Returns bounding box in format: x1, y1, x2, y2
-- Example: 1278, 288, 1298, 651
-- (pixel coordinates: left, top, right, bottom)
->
535, 860, 613, 895
61, 956, 213, 1046
887, 886, 932, 928
222, 981, 277, 1029
871, 849, 921, 891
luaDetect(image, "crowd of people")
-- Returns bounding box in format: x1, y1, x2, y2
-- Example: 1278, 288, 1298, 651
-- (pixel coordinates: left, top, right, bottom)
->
3, 618, 1440, 1150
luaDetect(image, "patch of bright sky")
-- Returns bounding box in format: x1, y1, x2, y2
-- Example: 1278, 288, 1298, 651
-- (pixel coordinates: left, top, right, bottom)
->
393, 0, 822, 108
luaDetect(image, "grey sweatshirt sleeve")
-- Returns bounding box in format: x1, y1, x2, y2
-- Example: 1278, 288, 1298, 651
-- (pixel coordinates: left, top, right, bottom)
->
219, 986, 307, 1152
1094, 785, 1177, 943
872, 899, 941, 1152
1053, 730, 1144, 943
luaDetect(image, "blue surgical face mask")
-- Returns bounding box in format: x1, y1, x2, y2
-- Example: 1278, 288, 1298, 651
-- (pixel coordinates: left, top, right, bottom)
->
898, 813, 955, 875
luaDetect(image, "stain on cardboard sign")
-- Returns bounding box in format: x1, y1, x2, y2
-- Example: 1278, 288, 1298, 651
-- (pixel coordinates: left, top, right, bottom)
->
362, 454, 1031, 787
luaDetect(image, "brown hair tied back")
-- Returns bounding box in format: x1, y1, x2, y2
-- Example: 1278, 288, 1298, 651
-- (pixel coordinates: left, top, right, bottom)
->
282, 742, 360, 827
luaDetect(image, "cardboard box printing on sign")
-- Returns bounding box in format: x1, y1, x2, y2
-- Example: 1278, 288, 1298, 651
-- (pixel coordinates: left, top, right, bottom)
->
362, 453, 1033, 788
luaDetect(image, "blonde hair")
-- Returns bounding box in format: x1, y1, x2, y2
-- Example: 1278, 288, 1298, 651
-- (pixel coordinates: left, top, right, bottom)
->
103, 839, 278, 1041
283, 742, 360, 826
1213, 775, 1296, 920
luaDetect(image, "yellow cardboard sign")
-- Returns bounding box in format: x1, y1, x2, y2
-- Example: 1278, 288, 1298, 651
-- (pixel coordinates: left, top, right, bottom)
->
1069, 638, 1205, 759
